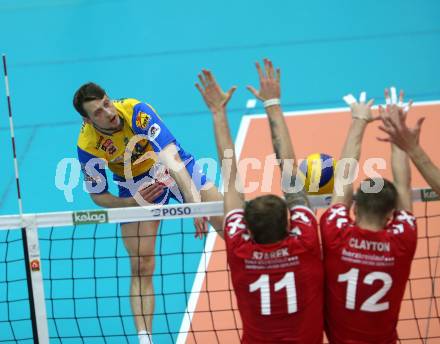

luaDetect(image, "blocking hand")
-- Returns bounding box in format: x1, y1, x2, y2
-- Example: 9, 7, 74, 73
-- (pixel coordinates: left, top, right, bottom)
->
195, 69, 236, 113
247, 58, 281, 101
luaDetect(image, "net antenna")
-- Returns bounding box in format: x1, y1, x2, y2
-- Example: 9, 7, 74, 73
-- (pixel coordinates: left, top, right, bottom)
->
2, 54, 49, 343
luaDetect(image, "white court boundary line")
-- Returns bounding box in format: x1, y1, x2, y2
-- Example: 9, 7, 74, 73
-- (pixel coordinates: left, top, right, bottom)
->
240, 99, 440, 121
176, 99, 440, 343
176, 115, 251, 344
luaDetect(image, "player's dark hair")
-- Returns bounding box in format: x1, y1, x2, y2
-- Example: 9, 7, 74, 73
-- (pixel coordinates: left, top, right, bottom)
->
355, 178, 398, 221
244, 194, 289, 244
73, 82, 106, 118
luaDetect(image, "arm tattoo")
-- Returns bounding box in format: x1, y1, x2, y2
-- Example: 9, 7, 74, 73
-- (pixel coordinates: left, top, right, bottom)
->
268, 117, 310, 208
284, 174, 310, 208
268, 117, 283, 162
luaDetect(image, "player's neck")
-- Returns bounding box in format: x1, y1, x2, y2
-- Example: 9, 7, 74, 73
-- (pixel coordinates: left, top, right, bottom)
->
355, 218, 385, 232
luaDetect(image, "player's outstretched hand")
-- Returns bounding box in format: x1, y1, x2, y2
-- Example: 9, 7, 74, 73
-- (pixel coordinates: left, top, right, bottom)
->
194, 216, 209, 239
247, 58, 281, 101
195, 69, 236, 113
136, 182, 165, 204
343, 92, 377, 123
377, 90, 425, 152
383, 87, 412, 119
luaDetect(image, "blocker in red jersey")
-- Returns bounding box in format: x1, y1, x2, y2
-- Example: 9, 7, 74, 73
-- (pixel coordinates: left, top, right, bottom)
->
224, 205, 323, 343
195, 59, 324, 343
321, 89, 417, 344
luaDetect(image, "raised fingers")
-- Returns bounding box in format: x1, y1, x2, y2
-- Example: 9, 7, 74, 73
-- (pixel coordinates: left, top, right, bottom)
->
390, 87, 398, 105
415, 117, 426, 134
255, 61, 265, 81
246, 85, 259, 98
195, 82, 204, 95
264, 58, 275, 79
377, 124, 393, 142
404, 99, 413, 114
198, 72, 207, 88
194, 217, 208, 239
226, 86, 237, 99
384, 88, 391, 106
343, 94, 357, 106
378, 104, 386, 117
378, 124, 396, 138
203, 69, 217, 85
398, 90, 404, 107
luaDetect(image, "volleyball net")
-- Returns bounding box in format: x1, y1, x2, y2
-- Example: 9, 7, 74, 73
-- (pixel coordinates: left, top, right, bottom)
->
0, 189, 439, 344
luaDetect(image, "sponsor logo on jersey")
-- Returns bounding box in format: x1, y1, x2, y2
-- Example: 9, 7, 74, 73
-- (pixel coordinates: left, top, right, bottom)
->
73, 210, 108, 225
102, 138, 117, 155
30, 259, 40, 272
148, 124, 161, 140
135, 111, 151, 129
96, 136, 117, 155
123, 137, 149, 163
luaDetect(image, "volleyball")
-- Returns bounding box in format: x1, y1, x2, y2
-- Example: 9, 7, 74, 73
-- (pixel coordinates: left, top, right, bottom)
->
298, 153, 336, 194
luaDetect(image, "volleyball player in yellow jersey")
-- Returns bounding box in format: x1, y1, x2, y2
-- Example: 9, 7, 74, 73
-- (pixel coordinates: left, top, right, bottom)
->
73, 83, 223, 344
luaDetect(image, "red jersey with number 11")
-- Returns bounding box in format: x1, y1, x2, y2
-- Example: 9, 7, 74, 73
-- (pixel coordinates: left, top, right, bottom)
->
224, 206, 323, 344
320, 204, 417, 344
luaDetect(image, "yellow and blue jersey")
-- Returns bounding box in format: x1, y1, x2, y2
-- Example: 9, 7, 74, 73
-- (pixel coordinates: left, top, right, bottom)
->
77, 98, 193, 194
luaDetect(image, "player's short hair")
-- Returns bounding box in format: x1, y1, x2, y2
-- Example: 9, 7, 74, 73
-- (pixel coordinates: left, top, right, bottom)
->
355, 178, 398, 220
73, 82, 106, 117
244, 194, 288, 244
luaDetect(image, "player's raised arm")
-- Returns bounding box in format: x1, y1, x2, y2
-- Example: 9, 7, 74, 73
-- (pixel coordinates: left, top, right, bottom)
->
157, 144, 201, 203
247, 58, 309, 208
128, 101, 209, 237
128, 102, 203, 206
379, 89, 412, 212
195, 69, 243, 214
332, 93, 376, 206
378, 97, 440, 196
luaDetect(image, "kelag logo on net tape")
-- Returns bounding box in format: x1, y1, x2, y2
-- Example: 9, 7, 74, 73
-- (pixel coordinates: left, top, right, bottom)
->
421, 189, 440, 202
73, 210, 108, 225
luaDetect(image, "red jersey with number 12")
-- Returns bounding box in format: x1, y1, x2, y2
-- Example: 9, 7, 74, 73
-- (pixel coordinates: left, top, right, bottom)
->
320, 204, 417, 344
224, 206, 323, 344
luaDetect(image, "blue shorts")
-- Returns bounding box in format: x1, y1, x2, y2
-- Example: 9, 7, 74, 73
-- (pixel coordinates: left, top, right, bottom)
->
114, 158, 208, 205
